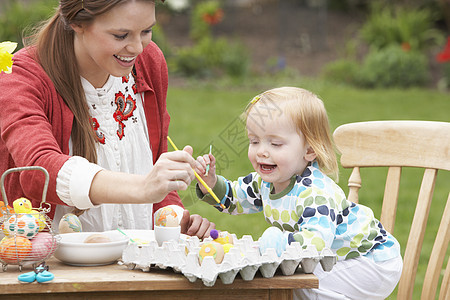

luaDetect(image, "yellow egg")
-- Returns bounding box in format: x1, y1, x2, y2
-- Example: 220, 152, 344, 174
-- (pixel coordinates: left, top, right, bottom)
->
222, 243, 234, 253
198, 241, 224, 265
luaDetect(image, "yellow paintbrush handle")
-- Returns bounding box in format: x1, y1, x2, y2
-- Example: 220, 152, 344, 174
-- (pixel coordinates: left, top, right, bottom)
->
167, 136, 225, 209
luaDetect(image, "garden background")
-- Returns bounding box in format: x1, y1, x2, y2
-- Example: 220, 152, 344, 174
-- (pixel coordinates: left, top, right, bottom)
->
1, 0, 449, 298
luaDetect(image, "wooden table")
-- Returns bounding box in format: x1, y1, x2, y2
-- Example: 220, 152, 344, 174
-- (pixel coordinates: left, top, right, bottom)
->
0, 258, 318, 299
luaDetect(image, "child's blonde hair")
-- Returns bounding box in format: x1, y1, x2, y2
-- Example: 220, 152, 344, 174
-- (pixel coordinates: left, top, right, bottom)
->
244, 87, 339, 181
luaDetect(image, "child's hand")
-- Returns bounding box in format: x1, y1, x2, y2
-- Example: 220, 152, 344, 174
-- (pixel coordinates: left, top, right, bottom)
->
195, 153, 217, 194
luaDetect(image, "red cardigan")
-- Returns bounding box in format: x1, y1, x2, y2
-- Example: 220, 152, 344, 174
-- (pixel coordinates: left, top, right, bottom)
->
0, 42, 182, 219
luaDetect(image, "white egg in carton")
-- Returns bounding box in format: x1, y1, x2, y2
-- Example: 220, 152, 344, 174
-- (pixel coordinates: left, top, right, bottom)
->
121, 234, 337, 287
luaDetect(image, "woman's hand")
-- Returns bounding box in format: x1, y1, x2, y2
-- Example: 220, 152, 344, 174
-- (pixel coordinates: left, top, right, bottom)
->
90, 145, 198, 205
180, 210, 215, 239
142, 145, 197, 203
194, 152, 218, 194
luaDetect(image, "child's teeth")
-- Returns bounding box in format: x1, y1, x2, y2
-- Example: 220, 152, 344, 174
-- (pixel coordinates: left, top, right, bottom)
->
261, 165, 274, 170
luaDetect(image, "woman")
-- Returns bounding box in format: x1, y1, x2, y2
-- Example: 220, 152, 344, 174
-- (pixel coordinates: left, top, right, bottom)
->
0, 0, 214, 237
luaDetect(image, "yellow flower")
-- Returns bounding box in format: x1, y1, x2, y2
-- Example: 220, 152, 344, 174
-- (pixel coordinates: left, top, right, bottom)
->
0, 41, 18, 74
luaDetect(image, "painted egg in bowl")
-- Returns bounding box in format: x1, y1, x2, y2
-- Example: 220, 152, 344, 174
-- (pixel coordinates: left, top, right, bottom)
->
53, 231, 128, 266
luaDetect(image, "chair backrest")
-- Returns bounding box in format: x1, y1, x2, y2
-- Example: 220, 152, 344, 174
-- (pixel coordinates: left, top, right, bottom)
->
333, 120, 450, 300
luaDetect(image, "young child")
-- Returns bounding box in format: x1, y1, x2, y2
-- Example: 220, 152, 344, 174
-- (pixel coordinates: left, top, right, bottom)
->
195, 87, 402, 299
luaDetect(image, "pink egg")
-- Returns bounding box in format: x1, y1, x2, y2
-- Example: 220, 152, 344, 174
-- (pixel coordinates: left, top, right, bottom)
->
29, 232, 58, 261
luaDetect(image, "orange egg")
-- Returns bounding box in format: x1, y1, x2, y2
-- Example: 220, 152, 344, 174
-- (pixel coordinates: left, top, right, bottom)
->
154, 207, 178, 227
0, 201, 14, 218
0, 236, 32, 264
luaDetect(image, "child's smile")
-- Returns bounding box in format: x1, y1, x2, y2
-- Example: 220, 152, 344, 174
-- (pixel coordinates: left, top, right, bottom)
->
259, 163, 277, 173
246, 105, 315, 193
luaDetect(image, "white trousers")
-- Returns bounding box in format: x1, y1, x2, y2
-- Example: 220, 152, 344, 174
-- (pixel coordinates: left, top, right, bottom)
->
294, 255, 403, 300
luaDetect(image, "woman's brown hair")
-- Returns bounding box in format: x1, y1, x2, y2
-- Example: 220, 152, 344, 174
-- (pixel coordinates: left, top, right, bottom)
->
26, 0, 160, 162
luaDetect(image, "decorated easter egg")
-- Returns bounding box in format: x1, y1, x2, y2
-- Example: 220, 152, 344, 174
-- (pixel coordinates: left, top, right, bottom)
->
29, 232, 58, 260
2, 214, 39, 239
210, 229, 234, 245
258, 226, 287, 257
198, 241, 224, 265
0, 201, 14, 218
0, 236, 32, 263
84, 234, 112, 243
30, 209, 47, 231
222, 243, 234, 253
154, 206, 179, 227
58, 213, 82, 234
12, 198, 47, 231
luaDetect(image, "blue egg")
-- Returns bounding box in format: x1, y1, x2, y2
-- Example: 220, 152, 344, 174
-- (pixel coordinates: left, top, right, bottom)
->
258, 227, 287, 257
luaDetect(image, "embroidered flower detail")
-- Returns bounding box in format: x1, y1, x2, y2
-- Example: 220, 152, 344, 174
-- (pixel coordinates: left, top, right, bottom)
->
113, 91, 137, 140
132, 83, 137, 94
122, 75, 129, 83
91, 117, 105, 144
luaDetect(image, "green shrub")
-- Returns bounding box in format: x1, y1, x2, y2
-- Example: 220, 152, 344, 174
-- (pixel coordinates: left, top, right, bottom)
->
169, 0, 249, 79
357, 45, 429, 88
171, 37, 249, 78
322, 59, 360, 85
171, 43, 210, 78
444, 63, 450, 85
220, 39, 250, 78
0, 0, 55, 49
360, 3, 443, 51
151, 25, 171, 57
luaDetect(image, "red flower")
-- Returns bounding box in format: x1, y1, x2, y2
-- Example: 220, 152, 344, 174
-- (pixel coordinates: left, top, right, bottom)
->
401, 42, 411, 52
436, 37, 450, 63
202, 9, 224, 25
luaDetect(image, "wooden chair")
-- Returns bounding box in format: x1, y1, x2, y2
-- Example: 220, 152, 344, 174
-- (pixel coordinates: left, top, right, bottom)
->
333, 120, 450, 300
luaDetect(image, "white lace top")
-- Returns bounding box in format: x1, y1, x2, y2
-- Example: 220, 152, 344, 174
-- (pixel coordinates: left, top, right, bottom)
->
53, 74, 155, 232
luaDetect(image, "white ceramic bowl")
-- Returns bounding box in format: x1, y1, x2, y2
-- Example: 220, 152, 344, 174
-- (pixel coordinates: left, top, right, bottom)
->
54, 231, 128, 266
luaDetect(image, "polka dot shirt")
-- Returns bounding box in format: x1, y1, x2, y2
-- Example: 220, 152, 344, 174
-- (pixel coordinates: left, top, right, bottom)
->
197, 161, 401, 262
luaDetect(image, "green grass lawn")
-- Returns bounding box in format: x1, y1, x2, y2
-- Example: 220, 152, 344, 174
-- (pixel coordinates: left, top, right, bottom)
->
166, 78, 449, 299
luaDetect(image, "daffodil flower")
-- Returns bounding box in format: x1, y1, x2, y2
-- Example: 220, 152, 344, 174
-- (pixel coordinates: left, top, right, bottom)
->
0, 41, 18, 74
